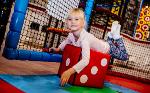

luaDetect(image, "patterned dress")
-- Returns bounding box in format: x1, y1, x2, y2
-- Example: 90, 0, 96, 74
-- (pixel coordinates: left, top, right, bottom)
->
107, 37, 129, 61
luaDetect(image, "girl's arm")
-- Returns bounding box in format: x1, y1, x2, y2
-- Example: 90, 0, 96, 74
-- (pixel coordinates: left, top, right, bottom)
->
72, 42, 90, 73
43, 35, 71, 53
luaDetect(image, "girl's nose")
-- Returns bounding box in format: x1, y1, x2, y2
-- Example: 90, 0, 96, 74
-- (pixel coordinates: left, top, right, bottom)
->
71, 19, 76, 24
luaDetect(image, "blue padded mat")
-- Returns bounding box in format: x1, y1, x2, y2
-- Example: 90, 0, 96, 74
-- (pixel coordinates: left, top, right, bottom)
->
0, 74, 138, 93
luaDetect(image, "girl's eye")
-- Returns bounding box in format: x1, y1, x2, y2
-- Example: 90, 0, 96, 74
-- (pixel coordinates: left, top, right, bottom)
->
68, 19, 71, 20
75, 18, 79, 20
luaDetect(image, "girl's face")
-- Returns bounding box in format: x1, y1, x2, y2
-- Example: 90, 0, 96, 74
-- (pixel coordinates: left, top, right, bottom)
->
66, 12, 85, 32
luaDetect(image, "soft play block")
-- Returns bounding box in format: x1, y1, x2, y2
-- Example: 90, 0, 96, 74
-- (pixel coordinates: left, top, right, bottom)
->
58, 44, 110, 88
58, 44, 81, 84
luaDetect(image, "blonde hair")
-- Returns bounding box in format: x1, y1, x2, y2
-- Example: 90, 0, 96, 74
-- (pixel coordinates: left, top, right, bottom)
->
67, 8, 87, 29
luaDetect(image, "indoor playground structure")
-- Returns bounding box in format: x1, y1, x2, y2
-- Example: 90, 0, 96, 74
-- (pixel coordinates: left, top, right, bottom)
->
0, 0, 150, 93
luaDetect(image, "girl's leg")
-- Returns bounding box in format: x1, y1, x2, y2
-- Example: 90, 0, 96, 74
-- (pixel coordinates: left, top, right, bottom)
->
107, 37, 129, 61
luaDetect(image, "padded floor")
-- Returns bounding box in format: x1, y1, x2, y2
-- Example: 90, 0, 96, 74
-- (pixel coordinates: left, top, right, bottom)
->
0, 74, 138, 93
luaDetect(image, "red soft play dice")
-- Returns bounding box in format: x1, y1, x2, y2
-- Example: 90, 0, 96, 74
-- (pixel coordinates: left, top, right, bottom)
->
58, 44, 111, 88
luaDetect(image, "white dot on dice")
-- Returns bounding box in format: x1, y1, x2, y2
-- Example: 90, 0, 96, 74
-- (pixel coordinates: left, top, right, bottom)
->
101, 58, 107, 66
91, 66, 98, 75
66, 58, 70, 66
80, 75, 88, 83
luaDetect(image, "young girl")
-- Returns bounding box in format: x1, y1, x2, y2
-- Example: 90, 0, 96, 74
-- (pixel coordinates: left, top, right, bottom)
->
50, 8, 128, 86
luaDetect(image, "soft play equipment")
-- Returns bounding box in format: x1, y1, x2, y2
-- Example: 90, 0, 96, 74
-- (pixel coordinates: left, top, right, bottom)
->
0, 74, 140, 93
2, 0, 62, 62
59, 44, 111, 88
1, 0, 150, 92
2, 0, 94, 62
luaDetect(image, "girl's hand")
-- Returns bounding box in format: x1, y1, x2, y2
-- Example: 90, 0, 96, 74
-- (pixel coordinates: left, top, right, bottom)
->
42, 47, 55, 52
42, 48, 50, 52
42, 47, 61, 53
53, 47, 61, 53
60, 68, 75, 86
